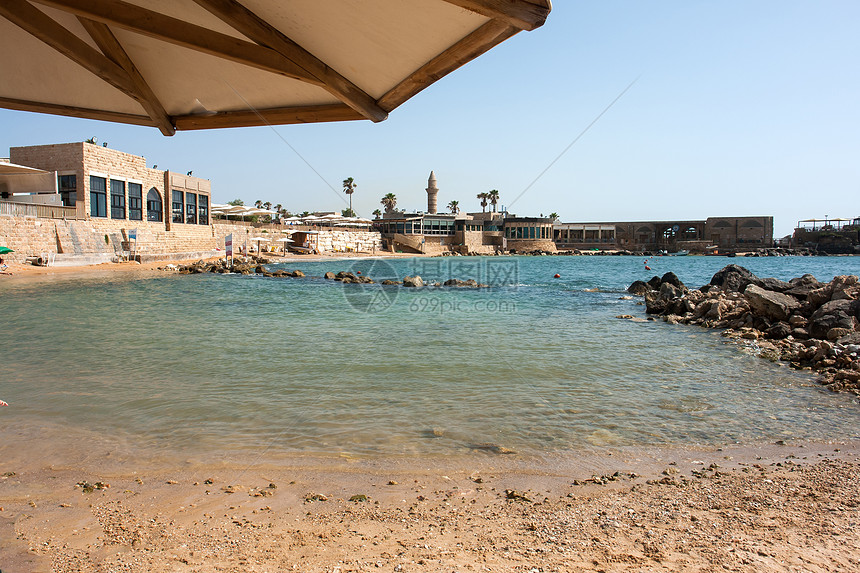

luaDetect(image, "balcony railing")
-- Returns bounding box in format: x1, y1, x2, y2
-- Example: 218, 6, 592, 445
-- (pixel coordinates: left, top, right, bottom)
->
0, 201, 80, 219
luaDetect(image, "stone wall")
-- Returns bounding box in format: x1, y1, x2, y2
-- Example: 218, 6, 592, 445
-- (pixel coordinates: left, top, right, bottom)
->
0, 216, 62, 262
0, 214, 219, 263
507, 239, 557, 253
317, 229, 381, 253
210, 223, 382, 254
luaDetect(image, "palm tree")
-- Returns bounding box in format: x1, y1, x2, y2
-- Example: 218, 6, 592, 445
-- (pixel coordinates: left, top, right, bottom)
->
381, 193, 397, 213
343, 177, 357, 215
487, 189, 500, 212
227, 198, 244, 206
447, 200, 459, 214
549, 212, 560, 221
477, 192, 488, 213
372, 209, 382, 219
263, 201, 272, 211
254, 200, 262, 209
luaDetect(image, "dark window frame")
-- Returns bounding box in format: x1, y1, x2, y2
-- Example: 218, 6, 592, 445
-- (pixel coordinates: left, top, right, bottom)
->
185, 192, 197, 225
58, 174, 77, 207
147, 188, 163, 222
90, 175, 107, 218
197, 194, 209, 225
128, 182, 142, 221
172, 189, 184, 224
110, 179, 126, 219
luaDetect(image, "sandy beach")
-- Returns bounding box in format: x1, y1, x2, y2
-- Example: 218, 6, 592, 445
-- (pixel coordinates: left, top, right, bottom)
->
1, 441, 858, 572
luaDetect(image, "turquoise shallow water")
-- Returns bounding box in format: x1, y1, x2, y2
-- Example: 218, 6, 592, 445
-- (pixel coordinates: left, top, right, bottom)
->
1, 255, 859, 462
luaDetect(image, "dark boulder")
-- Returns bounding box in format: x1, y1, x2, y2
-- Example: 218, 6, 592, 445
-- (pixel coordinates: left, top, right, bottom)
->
324, 271, 335, 280
758, 277, 791, 293
627, 280, 651, 295
784, 274, 824, 300
660, 272, 687, 292
644, 291, 669, 314
709, 264, 760, 293
809, 299, 859, 340
765, 321, 792, 339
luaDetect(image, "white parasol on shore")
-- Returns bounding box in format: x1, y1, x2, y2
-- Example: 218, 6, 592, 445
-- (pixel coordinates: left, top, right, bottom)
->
249, 235, 270, 253
272, 236, 294, 255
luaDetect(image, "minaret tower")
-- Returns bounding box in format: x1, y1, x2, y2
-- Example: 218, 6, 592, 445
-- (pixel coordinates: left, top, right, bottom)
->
426, 171, 439, 214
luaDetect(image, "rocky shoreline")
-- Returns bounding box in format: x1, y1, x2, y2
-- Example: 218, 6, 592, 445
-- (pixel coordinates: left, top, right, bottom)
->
166, 258, 487, 288
628, 264, 860, 395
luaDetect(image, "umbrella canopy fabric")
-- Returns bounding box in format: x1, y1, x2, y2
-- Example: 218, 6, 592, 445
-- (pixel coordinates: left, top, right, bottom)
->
0, 246, 15, 254
0, 1, 551, 136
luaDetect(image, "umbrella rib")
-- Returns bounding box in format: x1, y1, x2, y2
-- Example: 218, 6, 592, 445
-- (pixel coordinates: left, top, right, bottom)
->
33, 0, 323, 87
379, 19, 518, 112
0, 96, 156, 126
190, 0, 387, 123
440, 0, 551, 31
0, 0, 140, 101
77, 17, 176, 136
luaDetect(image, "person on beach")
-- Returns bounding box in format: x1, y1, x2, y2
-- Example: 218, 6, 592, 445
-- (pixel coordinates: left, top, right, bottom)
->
0, 257, 10, 275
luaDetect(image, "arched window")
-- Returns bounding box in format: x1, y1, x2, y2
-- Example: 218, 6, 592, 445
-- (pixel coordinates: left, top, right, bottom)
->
146, 188, 163, 222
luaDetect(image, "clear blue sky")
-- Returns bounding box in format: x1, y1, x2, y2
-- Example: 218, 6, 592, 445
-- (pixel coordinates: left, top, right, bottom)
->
2, 1, 858, 238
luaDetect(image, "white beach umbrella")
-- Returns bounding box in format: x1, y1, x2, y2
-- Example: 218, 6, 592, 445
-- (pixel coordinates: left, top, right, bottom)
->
0, 2, 550, 135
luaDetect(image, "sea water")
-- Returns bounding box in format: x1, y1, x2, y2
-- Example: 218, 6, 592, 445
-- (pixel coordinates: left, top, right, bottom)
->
1, 256, 859, 464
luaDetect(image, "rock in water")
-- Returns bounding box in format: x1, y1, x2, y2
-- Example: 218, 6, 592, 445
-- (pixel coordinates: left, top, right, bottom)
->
809, 299, 860, 340
627, 280, 651, 295
743, 284, 801, 322
710, 264, 760, 293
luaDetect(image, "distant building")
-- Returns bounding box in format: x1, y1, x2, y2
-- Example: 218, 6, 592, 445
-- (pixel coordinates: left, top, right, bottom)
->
374, 172, 555, 254
554, 217, 774, 253
793, 218, 860, 254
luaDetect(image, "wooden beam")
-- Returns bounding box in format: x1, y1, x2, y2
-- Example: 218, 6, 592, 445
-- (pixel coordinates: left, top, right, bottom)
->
77, 18, 175, 136
0, 96, 156, 127
379, 20, 518, 112
34, 0, 322, 86
173, 104, 364, 130
191, 0, 387, 123
441, 0, 550, 31
0, 0, 140, 100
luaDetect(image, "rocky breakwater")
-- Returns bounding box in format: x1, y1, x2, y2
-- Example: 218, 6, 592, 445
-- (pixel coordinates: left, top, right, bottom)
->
169, 258, 305, 277
628, 264, 860, 395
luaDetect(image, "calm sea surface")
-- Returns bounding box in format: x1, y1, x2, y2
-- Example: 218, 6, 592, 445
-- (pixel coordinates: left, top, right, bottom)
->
1, 255, 859, 463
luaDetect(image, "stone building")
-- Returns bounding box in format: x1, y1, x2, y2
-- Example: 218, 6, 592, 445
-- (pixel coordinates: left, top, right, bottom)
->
1, 141, 215, 263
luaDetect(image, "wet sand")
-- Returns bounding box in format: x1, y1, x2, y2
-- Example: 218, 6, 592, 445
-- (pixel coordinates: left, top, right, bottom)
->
1, 440, 858, 572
